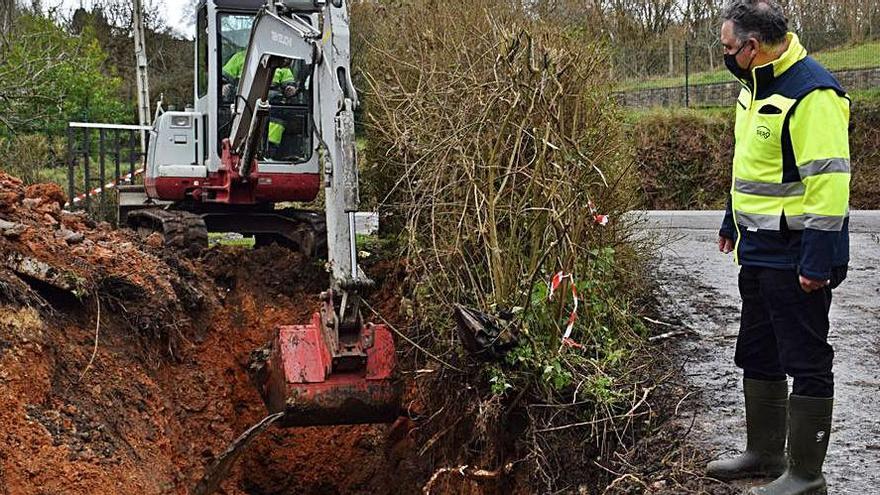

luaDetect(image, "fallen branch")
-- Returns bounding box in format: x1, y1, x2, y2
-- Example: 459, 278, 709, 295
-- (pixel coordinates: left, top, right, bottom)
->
601, 473, 648, 494
648, 330, 689, 342
191, 412, 285, 495
642, 316, 677, 328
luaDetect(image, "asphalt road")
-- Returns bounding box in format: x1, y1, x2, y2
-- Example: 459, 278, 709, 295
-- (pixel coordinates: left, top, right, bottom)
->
641, 211, 880, 494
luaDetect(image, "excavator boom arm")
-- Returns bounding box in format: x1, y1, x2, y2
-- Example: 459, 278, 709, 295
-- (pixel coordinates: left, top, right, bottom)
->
226, 0, 367, 292
227, 1, 399, 427
227, 8, 319, 163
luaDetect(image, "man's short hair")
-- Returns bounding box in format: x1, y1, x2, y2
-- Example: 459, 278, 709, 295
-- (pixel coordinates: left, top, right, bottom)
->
721, 0, 789, 46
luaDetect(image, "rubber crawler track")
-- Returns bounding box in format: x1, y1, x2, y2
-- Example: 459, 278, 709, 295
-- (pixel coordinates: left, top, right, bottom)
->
128, 209, 208, 257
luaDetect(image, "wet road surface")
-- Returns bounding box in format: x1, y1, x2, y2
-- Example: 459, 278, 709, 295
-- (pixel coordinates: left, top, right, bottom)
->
643, 211, 880, 494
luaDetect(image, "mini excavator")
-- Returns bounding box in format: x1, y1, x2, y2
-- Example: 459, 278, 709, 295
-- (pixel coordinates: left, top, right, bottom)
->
118, 0, 400, 426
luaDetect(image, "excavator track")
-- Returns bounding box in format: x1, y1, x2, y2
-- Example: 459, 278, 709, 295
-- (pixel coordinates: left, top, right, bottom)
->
199, 208, 328, 259
127, 209, 208, 257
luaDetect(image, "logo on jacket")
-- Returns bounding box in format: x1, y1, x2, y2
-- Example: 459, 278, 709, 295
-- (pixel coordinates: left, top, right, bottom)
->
756, 126, 771, 140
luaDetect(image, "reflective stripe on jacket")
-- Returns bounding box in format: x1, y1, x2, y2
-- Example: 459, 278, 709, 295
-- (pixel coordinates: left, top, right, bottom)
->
720, 33, 851, 280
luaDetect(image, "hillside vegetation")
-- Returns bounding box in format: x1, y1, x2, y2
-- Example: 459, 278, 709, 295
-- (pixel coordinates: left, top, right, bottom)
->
630, 94, 880, 210
618, 40, 880, 91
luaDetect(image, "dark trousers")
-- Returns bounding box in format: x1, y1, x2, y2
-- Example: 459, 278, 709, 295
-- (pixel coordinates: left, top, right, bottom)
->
735, 266, 843, 398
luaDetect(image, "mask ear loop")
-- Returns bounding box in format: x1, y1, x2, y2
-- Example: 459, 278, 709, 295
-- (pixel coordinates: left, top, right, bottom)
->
743, 39, 758, 72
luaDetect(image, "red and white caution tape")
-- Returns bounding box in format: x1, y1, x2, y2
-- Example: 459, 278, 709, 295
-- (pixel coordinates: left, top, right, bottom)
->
65, 167, 145, 207
548, 271, 579, 341
588, 199, 610, 226
547, 200, 607, 351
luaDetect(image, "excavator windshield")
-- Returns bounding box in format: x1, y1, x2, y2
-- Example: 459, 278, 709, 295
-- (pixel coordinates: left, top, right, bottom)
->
216, 12, 313, 164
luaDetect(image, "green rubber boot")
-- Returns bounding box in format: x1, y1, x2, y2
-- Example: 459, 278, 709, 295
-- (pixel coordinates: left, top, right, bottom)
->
706, 378, 788, 481
749, 395, 833, 495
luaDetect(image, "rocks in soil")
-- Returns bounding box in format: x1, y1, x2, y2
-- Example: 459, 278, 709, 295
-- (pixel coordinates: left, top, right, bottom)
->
56, 228, 85, 245
25, 183, 66, 209
0, 171, 211, 337
25, 403, 118, 462
0, 219, 26, 238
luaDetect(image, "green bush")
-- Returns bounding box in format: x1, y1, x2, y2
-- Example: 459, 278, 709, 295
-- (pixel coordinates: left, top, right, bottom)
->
0, 134, 66, 185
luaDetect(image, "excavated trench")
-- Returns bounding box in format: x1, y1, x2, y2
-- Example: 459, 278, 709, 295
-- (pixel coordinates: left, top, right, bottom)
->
0, 252, 417, 494
0, 173, 422, 494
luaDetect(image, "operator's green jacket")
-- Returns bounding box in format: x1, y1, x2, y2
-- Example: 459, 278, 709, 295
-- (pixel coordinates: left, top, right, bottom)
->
223, 51, 295, 145
720, 33, 851, 281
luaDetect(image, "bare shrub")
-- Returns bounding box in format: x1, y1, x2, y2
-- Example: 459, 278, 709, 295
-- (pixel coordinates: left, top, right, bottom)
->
362, 1, 635, 313
0, 134, 66, 185
357, 0, 651, 491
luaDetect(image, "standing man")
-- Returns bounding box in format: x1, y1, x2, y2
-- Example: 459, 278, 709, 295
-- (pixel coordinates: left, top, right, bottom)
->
708, 2, 851, 495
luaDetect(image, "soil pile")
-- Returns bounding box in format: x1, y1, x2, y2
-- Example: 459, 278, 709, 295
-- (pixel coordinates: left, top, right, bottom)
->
0, 172, 204, 337
0, 173, 419, 494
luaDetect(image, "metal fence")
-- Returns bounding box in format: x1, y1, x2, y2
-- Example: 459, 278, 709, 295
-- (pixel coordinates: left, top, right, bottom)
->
66, 122, 151, 218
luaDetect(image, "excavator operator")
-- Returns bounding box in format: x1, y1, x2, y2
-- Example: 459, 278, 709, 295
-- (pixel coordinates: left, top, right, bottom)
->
222, 50, 300, 158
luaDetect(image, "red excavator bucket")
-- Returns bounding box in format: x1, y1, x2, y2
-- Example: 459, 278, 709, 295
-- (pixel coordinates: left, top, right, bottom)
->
258, 313, 401, 427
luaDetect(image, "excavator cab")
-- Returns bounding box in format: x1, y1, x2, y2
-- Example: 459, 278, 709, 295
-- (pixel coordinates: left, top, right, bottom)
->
138, 0, 402, 427
213, 9, 312, 163
190, 1, 319, 179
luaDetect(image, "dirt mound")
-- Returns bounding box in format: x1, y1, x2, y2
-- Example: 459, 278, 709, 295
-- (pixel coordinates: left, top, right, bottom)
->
24, 182, 66, 209
0, 171, 206, 340
0, 174, 420, 494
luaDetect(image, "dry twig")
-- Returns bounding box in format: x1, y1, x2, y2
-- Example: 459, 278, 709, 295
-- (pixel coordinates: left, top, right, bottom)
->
76, 294, 101, 383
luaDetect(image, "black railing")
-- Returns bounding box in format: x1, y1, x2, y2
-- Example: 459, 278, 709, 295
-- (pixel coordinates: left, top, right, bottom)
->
66, 123, 151, 218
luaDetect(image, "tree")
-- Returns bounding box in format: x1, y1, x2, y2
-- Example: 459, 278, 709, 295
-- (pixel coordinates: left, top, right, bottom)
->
0, 0, 16, 35
0, 13, 128, 136
70, 1, 195, 112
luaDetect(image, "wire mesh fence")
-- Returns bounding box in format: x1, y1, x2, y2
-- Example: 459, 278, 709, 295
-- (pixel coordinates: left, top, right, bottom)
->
613, 29, 879, 107
615, 30, 879, 90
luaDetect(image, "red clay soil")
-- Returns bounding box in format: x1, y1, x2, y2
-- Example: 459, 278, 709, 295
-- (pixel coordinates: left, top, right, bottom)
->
0, 172, 421, 495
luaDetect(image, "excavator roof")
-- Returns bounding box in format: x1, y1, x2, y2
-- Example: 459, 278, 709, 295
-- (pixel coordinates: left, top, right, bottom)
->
199, 0, 265, 11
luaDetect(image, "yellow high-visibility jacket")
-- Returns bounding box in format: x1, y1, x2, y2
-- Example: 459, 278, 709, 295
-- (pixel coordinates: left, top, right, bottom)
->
720, 33, 851, 280
222, 51, 295, 146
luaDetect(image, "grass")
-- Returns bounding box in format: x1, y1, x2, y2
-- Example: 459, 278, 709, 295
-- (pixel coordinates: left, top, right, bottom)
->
618, 67, 730, 92
208, 232, 256, 248
617, 40, 880, 91
623, 87, 880, 122
850, 88, 880, 103
624, 104, 733, 121
816, 41, 880, 72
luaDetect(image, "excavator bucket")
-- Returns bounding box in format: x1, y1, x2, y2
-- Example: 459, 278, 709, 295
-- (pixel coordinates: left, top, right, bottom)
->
258, 313, 401, 427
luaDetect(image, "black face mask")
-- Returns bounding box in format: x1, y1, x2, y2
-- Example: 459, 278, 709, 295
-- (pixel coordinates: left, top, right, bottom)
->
725, 41, 754, 81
